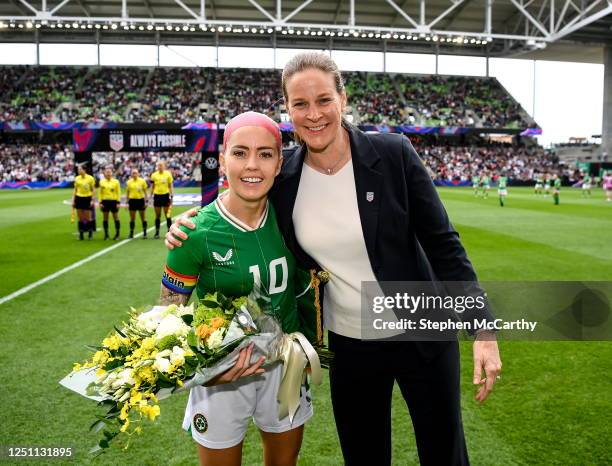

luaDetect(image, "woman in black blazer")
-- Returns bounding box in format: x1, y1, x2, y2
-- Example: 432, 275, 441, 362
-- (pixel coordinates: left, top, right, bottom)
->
167, 52, 502, 466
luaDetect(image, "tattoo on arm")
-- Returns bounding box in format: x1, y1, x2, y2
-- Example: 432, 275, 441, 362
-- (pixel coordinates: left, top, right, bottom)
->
159, 284, 190, 305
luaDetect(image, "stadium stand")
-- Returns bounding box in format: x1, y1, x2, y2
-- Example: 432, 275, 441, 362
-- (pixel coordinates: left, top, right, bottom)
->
414, 143, 568, 182
344, 71, 406, 125
0, 143, 74, 182
1, 66, 84, 122
0, 141, 568, 184
77, 67, 149, 122
127, 67, 211, 123
0, 66, 535, 129
0, 65, 550, 186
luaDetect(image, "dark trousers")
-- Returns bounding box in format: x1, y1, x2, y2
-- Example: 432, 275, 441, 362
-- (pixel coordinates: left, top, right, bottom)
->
328, 332, 469, 466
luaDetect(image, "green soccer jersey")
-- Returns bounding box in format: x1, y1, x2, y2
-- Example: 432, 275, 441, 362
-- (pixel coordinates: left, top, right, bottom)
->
162, 197, 302, 334
472, 176, 480, 185
481, 176, 490, 186
554, 178, 561, 189
583, 175, 591, 184
498, 176, 507, 189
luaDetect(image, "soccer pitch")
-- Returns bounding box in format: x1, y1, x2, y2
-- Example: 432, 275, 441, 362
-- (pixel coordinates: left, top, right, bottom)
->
1, 187, 610, 465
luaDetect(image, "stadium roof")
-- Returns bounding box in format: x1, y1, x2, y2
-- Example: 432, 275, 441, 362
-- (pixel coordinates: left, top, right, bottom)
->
0, 0, 610, 63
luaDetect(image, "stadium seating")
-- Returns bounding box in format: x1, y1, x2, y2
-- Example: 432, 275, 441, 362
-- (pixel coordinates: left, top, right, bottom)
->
0, 143, 74, 182
0, 65, 534, 129
344, 71, 405, 125
0, 142, 567, 183
416, 143, 564, 182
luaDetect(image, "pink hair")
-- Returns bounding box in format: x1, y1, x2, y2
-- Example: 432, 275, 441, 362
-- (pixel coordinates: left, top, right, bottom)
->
223, 111, 282, 151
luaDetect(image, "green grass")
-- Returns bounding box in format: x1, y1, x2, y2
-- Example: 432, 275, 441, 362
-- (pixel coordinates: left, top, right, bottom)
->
0, 187, 611, 465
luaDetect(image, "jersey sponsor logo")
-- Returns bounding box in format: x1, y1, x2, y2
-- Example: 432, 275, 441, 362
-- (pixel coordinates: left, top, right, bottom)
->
193, 413, 208, 433
366, 191, 374, 202
161, 265, 197, 294
212, 249, 234, 265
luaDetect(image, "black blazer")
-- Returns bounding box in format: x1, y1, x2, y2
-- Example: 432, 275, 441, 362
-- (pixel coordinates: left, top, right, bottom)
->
269, 124, 493, 347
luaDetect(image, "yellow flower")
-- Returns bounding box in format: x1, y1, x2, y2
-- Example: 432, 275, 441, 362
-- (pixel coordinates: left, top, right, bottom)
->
129, 391, 143, 405
138, 404, 160, 421
137, 366, 156, 384
120, 418, 130, 432
95, 367, 106, 377
102, 334, 123, 351
141, 337, 156, 351
72, 362, 82, 372
119, 403, 130, 421
92, 350, 110, 365
148, 405, 160, 421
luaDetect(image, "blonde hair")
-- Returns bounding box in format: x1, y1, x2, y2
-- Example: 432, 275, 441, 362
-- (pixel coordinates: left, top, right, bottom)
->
281, 52, 351, 145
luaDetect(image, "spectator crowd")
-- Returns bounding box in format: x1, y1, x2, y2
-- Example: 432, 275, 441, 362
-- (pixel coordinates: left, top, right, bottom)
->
0, 144, 201, 184
415, 143, 572, 182
0, 143, 74, 182
1, 141, 571, 184
0, 65, 535, 129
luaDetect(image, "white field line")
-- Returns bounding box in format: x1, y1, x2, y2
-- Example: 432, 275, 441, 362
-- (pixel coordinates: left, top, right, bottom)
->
0, 226, 157, 306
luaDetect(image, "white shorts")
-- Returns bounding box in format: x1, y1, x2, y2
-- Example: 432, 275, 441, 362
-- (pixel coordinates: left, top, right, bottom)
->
182, 361, 313, 449
498, 188, 508, 196
583, 184, 591, 190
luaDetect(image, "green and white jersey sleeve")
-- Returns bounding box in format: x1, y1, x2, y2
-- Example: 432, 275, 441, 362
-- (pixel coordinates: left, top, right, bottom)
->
163, 198, 302, 334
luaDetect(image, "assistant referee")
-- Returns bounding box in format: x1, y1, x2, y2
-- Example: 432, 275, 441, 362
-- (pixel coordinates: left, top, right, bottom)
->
72, 164, 96, 240
126, 168, 149, 238
99, 165, 121, 240
149, 160, 174, 239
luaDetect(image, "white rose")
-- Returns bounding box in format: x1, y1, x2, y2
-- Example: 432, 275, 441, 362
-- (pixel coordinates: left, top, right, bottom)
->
136, 313, 158, 333
177, 303, 194, 317
153, 356, 171, 373
155, 314, 189, 340
170, 346, 185, 366
206, 329, 224, 350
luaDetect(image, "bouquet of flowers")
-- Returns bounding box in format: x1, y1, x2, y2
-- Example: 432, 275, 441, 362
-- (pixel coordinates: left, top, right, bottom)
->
60, 292, 321, 454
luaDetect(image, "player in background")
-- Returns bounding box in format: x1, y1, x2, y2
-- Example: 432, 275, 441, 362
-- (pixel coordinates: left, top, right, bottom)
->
150, 160, 174, 239
581, 173, 592, 198
72, 164, 96, 240
480, 171, 490, 199
126, 168, 149, 238
471, 174, 480, 197
603, 171, 612, 202
534, 173, 543, 195
497, 173, 508, 207
99, 165, 121, 240
544, 174, 552, 196
552, 174, 561, 205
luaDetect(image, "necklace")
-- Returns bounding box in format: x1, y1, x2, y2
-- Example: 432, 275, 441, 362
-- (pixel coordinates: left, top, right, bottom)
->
308, 144, 351, 175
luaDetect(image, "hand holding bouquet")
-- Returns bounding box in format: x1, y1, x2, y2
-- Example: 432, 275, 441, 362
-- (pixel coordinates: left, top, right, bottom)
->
60, 292, 321, 454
